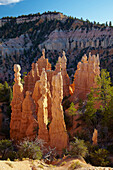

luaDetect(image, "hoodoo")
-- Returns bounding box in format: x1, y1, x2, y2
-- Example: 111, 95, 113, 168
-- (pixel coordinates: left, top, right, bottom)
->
10, 49, 100, 153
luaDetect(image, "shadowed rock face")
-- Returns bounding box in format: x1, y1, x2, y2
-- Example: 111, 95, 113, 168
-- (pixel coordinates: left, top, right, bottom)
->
10, 49, 100, 154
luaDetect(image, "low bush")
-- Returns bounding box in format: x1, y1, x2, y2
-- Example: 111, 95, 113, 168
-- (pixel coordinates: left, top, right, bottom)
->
90, 148, 110, 167
85, 141, 99, 154
61, 161, 66, 166
62, 148, 69, 156
85, 141, 110, 167
68, 161, 82, 170
38, 165, 44, 169
69, 137, 88, 158
17, 139, 42, 160
0, 139, 16, 160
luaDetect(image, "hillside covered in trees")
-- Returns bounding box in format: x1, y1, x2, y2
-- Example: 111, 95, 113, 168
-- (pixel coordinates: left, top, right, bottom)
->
0, 11, 113, 84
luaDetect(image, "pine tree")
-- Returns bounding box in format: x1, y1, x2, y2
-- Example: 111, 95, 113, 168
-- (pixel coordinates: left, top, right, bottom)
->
106, 22, 108, 27
77, 69, 113, 142
109, 21, 112, 27
68, 102, 77, 129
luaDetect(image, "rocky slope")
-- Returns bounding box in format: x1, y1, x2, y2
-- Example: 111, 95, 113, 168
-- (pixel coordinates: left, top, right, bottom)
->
0, 12, 113, 83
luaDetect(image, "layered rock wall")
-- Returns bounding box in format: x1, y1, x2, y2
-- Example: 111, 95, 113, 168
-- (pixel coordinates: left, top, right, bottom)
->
0, 12, 67, 27
39, 29, 113, 51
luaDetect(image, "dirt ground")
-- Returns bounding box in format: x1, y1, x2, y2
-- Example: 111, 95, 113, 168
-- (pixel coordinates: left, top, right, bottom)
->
0, 157, 113, 170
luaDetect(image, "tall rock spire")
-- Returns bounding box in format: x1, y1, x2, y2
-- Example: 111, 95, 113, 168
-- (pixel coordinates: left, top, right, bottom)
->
10, 64, 23, 140
61, 51, 70, 97
37, 68, 49, 142
49, 72, 68, 154
72, 53, 100, 100
20, 91, 37, 140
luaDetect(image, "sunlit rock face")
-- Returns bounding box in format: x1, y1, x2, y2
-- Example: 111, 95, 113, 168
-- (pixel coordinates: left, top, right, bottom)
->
71, 53, 100, 100
10, 49, 100, 154
49, 72, 68, 154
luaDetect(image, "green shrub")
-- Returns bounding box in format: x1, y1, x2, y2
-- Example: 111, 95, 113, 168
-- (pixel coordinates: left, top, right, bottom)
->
7, 158, 10, 161
17, 139, 42, 160
62, 148, 69, 156
22, 158, 26, 161
0, 81, 13, 103
68, 161, 82, 170
14, 159, 19, 161
38, 165, 44, 169
69, 137, 88, 158
90, 148, 109, 166
0, 139, 16, 160
85, 141, 99, 154
61, 161, 66, 166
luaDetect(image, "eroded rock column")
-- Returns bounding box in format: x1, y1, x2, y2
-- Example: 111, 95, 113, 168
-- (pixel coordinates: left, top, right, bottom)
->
37, 49, 51, 75
20, 91, 37, 140
61, 51, 70, 97
24, 62, 40, 94
71, 53, 100, 100
37, 68, 49, 142
10, 64, 23, 140
49, 72, 68, 154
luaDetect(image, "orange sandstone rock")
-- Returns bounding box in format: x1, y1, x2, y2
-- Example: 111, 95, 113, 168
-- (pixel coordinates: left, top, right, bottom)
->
20, 91, 37, 140
37, 49, 51, 75
47, 81, 52, 121
24, 63, 40, 94
32, 81, 41, 114
46, 70, 54, 94
92, 129, 98, 145
49, 72, 68, 154
10, 49, 100, 155
72, 53, 100, 100
61, 51, 70, 97
54, 56, 62, 75
10, 64, 24, 140
37, 68, 49, 142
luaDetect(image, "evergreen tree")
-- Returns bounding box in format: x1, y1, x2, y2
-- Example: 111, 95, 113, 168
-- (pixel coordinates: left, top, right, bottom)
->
78, 89, 97, 135
0, 81, 13, 103
77, 69, 113, 142
68, 102, 77, 129
106, 22, 108, 27
96, 69, 113, 107
109, 21, 112, 27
